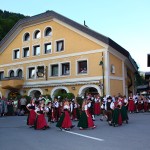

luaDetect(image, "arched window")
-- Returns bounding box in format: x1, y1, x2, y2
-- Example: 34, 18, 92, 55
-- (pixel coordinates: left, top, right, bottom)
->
44, 27, 52, 36
24, 33, 30, 41
17, 69, 23, 78
9, 70, 14, 77
34, 30, 41, 39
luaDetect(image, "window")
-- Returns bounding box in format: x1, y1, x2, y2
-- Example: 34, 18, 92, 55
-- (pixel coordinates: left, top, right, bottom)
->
56, 40, 64, 52
44, 43, 52, 54
51, 64, 58, 76
78, 60, 87, 74
17, 69, 23, 78
28, 67, 35, 79
24, 33, 30, 41
13, 49, 20, 59
23, 47, 29, 57
45, 27, 52, 36
34, 30, 41, 39
9, 70, 14, 77
61, 63, 70, 75
33, 45, 40, 56
0, 71, 4, 80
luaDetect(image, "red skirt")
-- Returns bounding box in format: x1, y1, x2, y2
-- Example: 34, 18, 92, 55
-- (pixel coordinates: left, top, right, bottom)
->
128, 100, 135, 111
138, 103, 143, 111
61, 111, 72, 128
27, 109, 36, 126
94, 103, 101, 115
87, 111, 94, 128
144, 102, 148, 111
35, 114, 48, 129
118, 113, 122, 125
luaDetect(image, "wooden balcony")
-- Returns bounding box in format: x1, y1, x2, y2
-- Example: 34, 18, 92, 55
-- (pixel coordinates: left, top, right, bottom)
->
1, 77, 24, 89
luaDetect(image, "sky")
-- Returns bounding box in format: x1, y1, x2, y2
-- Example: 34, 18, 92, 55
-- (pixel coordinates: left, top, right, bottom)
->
1, 0, 150, 72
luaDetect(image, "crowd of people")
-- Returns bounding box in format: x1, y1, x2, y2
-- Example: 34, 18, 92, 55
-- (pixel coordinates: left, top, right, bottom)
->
1, 93, 150, 131
26, 93, 150, 130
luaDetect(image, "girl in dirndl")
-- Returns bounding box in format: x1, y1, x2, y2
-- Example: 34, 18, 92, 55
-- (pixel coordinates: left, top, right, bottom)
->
56, 99, 74, 130
78, 99, 96, 130
128, 96, 135, 113
34, 103, 49, 130
46, 101, 52, 127
94, 95, 101, 115
112, 99, 122, 127
26, 99, 36, 128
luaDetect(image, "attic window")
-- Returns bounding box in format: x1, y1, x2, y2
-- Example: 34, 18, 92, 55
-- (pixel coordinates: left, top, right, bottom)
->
45, 27, 52, 36
34, 30, 41, 39
56, 40, 64, 52
13, 49, 20, 59
24, 33, 30, 41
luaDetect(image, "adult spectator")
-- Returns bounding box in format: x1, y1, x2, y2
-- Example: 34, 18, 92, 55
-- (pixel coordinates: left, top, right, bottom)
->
20, 96, 27, 114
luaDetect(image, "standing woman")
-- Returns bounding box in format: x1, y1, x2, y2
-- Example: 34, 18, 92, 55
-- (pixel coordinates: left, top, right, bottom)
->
78, 99, 96, 130
94, 95, 101, 116
34, 103, 49, 130
56, 99, 74, 130
26, 99, 36, 128
128, 96, 135, 113
46, 101, 52, 127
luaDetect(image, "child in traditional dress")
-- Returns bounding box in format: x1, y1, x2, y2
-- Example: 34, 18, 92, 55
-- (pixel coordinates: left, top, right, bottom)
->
56, 99, 74, 130
46, 101, 52, 127
78, 99, 96, 130
26, 99, 36, 128
34, 103, 49, 130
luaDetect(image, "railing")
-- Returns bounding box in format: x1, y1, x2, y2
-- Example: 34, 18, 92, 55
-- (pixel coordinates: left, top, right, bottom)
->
1, 76, 24, 81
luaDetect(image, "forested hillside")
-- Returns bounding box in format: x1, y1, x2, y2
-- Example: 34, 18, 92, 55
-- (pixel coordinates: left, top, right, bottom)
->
0, 10, 27, 41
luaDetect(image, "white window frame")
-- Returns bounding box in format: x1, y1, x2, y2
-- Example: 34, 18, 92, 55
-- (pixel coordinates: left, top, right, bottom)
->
22, 46, 30, 58
55, 39, 65, 53
76, 59, 88, 76
0, 70, 4, 80
12, 48, 20, 60
32, 45, 40, 56
43, 42, 52, 55
60, 61, 71, 76
23, 32, 30, 42
49, 63, 59, 77
27, 66, 36, 80
33, 29, 41, 40
43, 26, 53, 37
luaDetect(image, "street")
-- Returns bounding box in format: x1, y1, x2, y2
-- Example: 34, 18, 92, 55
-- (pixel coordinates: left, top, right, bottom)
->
0, 112, 150, 150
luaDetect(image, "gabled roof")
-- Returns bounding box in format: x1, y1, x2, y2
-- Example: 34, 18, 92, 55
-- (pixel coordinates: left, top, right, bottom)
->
0, 10, 138, 71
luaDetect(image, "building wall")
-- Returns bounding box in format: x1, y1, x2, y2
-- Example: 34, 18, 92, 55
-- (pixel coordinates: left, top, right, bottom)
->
110, 79, 123, 96
0, 19, 105, 98
109, 53, 122, 77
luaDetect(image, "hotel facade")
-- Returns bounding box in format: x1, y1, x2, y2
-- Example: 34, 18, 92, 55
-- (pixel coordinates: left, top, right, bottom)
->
0, 11, 138, 99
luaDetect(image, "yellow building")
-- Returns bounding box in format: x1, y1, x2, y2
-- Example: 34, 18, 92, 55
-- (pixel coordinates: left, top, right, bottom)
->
0, 11, 138, 99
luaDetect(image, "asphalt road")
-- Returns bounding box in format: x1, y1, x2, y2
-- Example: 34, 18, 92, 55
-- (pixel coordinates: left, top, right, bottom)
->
0, 112, 150, 150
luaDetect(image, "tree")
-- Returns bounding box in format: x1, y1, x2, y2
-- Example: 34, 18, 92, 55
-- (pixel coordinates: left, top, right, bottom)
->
0, 9, 27, 41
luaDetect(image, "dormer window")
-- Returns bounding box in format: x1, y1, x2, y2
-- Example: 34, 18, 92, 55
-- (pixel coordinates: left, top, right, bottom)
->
34, 30, 41, 39
23, 33, 30, 41
44, 27, 52, 36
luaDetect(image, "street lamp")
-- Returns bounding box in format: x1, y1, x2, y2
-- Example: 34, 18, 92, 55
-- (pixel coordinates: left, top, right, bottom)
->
99, 53, 105, 97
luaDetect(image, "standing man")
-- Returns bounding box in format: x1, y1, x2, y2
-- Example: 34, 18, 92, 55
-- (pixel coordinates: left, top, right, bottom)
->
20, 96, 27, 114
